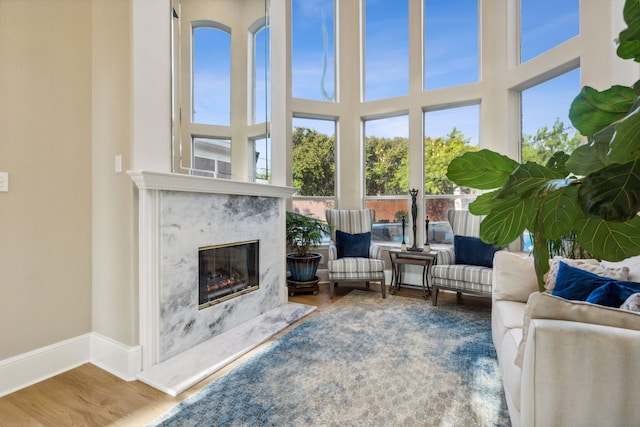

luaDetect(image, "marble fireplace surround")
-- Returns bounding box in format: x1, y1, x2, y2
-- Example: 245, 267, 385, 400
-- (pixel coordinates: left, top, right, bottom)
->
129, 171, 315, 396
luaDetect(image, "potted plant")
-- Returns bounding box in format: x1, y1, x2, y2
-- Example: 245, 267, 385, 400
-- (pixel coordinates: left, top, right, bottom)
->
285, 211, 331, 283
446, 0, 640, 290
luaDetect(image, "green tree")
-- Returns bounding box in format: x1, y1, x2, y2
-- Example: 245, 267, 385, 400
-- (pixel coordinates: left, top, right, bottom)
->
424, 127, 478, 195
292, 127, 335, 196
522, 118, 582, 164
365, 136, 409, 195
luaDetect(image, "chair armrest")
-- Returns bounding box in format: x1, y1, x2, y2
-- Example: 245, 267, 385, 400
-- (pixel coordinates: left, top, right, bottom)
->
521, 319, 640, 427
436, 247, 455, 265
370, 243, 383, 260
327, 242, 337, 261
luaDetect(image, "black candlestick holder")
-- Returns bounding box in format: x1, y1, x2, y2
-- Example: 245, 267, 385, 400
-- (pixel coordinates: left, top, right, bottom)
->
407, 189, 423, 252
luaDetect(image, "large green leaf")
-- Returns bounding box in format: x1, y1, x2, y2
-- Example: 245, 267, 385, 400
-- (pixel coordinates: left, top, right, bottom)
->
569, 85, 636, 136
578, 158, 640, 221
544, 151, 570, 177
609, 105, 640, 163
479, 198, 538, 246
446, 149, 519, 190
539, 185, 580, 239
467, 190, 501, 216
495, 162, 565, 200
566, 135, 611, 176
575, 215, 640, 261
617, 0, 640, 61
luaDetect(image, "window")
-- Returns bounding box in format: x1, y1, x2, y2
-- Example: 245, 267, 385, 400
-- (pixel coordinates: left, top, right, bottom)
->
192, 137, 231, 179
364, 0, 409, 101
521, 0, 579, 63
364, 115, 410, 242
291, 117, 336, 220
291, 0, 335, 101
424, 0, 478, 90
521, 69, 581, 164
192, 25, 231, 125
423, 105, 479, 240
252, 136, 271, 184
253, 24, 270, 124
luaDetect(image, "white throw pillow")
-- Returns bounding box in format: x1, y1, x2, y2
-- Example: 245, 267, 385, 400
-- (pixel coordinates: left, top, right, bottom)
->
492, 251, 538, 303
621, 293, 640, 313
544, 256, 630, 293
515, 292, 640, 368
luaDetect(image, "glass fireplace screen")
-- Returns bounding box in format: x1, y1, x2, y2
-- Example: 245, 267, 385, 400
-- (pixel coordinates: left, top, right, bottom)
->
198, 240, 259, 309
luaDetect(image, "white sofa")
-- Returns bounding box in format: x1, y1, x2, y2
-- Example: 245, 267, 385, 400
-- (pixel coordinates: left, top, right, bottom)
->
491, 251, 640, 427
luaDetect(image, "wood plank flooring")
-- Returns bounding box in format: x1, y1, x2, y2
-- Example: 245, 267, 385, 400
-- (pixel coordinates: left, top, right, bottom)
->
0, 283, 488, 426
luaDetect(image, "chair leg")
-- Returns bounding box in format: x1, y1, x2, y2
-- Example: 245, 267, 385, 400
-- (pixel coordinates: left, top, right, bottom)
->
330, 281, 337, 299
432, 288, 439, 306
381, 277, 386, 298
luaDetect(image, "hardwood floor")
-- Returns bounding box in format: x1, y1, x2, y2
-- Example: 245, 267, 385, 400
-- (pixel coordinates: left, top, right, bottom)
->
0, 283, 489, 426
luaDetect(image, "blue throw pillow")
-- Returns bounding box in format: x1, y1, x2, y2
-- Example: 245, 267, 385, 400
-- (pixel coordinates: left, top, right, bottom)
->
336, 230, 371, 259
454, 235, 501, 268
586, 281, 640, 307
552, 262, 638, 302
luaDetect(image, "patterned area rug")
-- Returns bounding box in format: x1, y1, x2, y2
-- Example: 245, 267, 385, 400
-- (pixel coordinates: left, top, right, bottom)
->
148, 290, 510, 426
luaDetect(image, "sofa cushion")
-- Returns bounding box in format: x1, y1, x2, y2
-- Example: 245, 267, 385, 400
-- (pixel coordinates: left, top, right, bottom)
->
515, 292, 640, 368
493, 251, 538, 303
545, 256, 629, 293
336, 230, 370, 259
492, 300, 526, 353
454, 235, 501, 268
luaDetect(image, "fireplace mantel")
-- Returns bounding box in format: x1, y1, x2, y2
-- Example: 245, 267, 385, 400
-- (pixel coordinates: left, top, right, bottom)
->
129, 171, 312, 395
128, 170, 297, 198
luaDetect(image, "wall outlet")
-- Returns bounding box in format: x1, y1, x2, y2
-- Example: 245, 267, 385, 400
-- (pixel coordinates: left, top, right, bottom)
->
0, 172, 8, 192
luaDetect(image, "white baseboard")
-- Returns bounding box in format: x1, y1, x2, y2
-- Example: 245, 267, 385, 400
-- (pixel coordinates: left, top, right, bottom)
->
0, 333, 142, 397
0, 334, 91, 398
90, 333, 141, 381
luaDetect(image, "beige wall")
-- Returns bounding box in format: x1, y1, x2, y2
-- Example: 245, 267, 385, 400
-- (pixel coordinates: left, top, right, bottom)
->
0, 0, 93, 358
91, 0, 138, 346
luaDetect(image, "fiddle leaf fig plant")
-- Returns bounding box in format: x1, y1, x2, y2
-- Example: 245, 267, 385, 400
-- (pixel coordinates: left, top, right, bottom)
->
447, 0, 640, 290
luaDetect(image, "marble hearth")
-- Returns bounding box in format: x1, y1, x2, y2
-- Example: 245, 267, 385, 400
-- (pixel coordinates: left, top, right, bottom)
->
129, 171, 315, 396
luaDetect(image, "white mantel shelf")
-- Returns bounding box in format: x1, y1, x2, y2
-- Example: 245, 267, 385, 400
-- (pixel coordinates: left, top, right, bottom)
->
128, 170, 297, 198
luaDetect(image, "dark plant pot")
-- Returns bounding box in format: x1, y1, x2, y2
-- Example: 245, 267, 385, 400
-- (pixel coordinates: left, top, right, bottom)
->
286, 253, 322, 282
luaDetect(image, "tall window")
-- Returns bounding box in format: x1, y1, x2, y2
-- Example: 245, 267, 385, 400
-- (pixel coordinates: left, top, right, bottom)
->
521, 69, 581, 164
253, 24, 270, 124
521, 0, 579, 63
291, 117, 336, 219
364, 115, 410, 242
364, 0, 409, 101
291, 0, 335, 101
253, 136, 270, 184
423, 105, 479, 241
192, 26, 231, 125
424, 0, 478, 90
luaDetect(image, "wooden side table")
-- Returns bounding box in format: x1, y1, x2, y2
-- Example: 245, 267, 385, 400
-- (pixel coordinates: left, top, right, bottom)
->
389, 250, 438, 299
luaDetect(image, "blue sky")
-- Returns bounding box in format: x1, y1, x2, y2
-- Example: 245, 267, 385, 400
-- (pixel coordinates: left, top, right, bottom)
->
193, 1, 580, 144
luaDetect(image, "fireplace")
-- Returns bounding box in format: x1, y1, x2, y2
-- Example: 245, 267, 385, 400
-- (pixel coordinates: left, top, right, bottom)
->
198, 240, 259, 309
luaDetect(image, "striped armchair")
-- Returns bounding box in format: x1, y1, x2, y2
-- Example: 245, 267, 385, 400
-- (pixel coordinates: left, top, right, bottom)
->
325, 209, 386, 299
431, 209, 495, 305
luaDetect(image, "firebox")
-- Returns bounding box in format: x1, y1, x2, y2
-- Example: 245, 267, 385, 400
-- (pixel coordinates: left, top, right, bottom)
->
198, 240, 259, 309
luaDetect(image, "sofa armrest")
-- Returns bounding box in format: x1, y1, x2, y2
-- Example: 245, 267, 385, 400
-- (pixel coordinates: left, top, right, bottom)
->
520, 319, 640, 427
